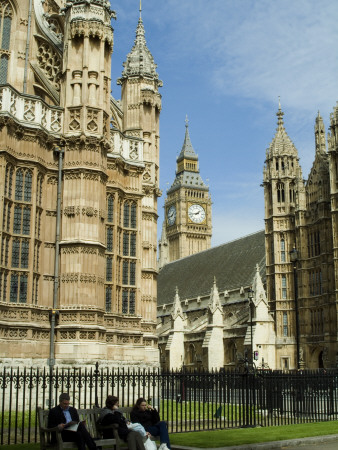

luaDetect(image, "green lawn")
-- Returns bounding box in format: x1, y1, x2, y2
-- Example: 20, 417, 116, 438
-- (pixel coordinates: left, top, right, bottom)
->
2, 421, 338, 449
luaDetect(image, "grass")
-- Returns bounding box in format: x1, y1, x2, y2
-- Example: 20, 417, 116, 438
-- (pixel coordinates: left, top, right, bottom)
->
0, 411, 37, 428
169, 421, 338, 447
2, 421, 338, 449
160, 400, 257, 422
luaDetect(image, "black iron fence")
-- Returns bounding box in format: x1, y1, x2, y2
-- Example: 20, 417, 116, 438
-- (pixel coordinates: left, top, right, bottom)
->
1, 365, 338, 445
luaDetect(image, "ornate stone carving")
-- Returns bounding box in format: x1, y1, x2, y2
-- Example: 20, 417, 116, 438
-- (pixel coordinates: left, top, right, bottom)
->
61, 273, 79, 282
47, 177, 57, 185
43, 275, 54, 281
69, 108, 81, 131
36, 39, 61, 90
87, 108, 99, 132
64, 206, 75, 216
23, 99, 35, 122
60, 331, 76, 340
70, 21, 114, 50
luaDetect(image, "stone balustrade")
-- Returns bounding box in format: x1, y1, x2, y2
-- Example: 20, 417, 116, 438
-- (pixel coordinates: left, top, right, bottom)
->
0, 85, 63, 135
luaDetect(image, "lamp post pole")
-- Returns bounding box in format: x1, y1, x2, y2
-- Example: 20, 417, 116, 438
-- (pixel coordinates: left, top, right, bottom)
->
248, 287, 254, 367
290, 246, 300, 370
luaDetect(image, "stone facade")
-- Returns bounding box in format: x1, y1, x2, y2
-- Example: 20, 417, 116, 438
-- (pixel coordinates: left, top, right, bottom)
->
158, 120, 211, 267
0, 0, 161, 368
263, 104, 338, 370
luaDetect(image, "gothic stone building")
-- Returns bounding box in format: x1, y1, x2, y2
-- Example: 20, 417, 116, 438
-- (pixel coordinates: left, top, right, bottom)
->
0, 0, 161, 367
157, 231, 276, 371
158, 104, 338, 371
263, 105, 338, 370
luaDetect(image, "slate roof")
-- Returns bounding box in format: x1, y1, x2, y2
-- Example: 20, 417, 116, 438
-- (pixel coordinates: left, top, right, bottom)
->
157, 230, 266, 306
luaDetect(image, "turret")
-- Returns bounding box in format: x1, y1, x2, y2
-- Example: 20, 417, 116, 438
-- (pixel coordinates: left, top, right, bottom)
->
315, 111, 327, 154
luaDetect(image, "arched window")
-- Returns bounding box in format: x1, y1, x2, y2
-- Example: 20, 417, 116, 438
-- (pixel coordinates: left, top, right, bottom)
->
24, 171, 32, 201
130, 203, 136, 228
106, 257, 112, 282
280, 238, 286, 262
281, 275, 287, 299
107, 195, 114, 223
105, 286, 112, 312
123, 202, 130, 227
15, 170, 24, 200
0, 1, 12, 84
277, 182, 285, 202
123, 201, 137, 228
106, 227, 113, 252
4, 164, 13, 198
283, 312, 288, 336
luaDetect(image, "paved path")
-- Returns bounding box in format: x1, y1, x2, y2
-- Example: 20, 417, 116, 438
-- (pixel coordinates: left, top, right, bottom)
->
172, 434, 338, 449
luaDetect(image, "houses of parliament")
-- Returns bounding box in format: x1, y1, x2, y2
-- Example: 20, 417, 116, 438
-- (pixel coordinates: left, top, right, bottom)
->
0, 0, 337, 371
0, 0, 161, 367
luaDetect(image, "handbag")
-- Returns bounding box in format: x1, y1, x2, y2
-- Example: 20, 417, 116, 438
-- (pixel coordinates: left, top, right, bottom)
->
144, 436, 157, 450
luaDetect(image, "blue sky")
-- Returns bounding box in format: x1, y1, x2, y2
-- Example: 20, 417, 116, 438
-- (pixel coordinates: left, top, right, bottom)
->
110, 0, 338, 246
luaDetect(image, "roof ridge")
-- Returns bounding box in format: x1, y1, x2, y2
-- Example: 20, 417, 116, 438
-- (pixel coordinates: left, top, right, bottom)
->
163, 229, 265, 267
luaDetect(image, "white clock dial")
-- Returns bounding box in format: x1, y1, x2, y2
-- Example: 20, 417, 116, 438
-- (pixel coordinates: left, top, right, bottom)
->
167, 205, 176, 226
188, 204, 206, 224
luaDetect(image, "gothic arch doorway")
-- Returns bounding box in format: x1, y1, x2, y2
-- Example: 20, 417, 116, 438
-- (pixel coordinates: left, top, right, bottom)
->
318, 351, 324, 368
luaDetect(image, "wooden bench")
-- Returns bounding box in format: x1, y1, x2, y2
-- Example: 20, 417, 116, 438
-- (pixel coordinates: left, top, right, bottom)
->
96, 407, 159, 449
37, 407, 118, 450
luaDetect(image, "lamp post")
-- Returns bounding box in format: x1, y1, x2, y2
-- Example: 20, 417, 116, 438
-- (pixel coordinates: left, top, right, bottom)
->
290, 246, 300, 370
247, 287, 254, 366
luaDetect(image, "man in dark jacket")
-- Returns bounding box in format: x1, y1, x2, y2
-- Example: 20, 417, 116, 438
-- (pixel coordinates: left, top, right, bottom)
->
48, 393, 97, 450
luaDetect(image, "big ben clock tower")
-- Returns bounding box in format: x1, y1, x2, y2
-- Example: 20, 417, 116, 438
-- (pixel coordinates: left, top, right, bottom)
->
159, 118, 212, 266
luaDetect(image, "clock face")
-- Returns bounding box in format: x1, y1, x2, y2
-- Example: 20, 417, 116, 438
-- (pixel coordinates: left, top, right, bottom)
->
188, 204, 206, 224
167, 205, 176, 226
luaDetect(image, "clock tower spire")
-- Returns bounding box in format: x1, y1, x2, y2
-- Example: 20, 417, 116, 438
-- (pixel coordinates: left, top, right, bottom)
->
161, 119, 212, 264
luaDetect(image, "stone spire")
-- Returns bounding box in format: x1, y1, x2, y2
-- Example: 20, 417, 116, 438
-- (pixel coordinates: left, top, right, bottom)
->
252, 264, 267, 307
266, 100, 299, 159
177, 116, 198, 163
315, 111, 326, 153
172, 287, 184, 318
118, 9, 161, 83
167, 118, 207, 194
208, 277, 222, 313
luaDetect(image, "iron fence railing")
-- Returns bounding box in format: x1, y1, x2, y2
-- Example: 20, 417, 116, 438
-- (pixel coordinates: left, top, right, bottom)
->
1, 364, 338, 445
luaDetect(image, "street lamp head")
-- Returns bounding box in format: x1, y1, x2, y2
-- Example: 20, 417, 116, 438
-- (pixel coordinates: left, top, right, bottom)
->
247, 287, 254, 301
290, 246, 298, 262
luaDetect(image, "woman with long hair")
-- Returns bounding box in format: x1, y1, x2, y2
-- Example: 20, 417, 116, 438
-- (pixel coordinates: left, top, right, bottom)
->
130, 398, 170, 450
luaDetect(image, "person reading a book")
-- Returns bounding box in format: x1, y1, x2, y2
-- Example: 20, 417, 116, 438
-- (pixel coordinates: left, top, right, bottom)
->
48, 392, 97, 450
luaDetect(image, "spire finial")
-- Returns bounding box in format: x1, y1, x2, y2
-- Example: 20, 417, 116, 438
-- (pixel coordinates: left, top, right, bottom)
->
276, 96, 284, 126
139, 0, 142, 19
185, 114, 189, 128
